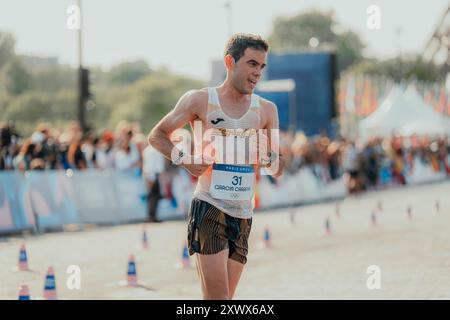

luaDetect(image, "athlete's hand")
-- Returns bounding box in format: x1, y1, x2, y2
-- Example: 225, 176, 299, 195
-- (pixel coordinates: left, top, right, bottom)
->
182, 163, 210, 177
181, 155, 214, 177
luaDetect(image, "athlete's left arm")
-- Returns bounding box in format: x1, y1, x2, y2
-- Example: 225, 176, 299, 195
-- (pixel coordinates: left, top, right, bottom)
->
262, 101, 284, 178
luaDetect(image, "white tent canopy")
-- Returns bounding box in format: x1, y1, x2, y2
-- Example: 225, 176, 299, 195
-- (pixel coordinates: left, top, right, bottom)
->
399, 87, 450, 136
399, 120, 450, 136
359, 85, 450, 140
359, 85, 404, 132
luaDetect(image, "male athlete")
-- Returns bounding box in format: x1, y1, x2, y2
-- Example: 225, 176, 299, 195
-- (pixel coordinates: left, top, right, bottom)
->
148, 34, 283, 299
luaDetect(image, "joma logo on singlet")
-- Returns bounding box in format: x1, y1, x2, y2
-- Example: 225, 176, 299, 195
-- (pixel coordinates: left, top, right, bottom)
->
211, 118, 225, 125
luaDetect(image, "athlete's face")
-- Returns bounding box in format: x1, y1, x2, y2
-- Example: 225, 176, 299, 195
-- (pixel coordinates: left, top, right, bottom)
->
228, 48, 267, 94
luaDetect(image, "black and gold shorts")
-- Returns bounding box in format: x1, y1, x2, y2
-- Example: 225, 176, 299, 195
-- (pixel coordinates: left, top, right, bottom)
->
187, 198, 252, 265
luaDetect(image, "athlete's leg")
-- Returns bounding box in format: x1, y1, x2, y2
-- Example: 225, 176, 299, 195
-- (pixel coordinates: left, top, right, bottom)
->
195, 254, 206, 296
195, 249, 229, 300
226, 216, 251, 299
227, 258, 244, 299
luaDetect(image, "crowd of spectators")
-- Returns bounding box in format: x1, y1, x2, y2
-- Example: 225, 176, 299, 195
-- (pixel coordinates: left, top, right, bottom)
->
0, 120, 150, 172
1, 121, 450, 196
280, 132, 450, 193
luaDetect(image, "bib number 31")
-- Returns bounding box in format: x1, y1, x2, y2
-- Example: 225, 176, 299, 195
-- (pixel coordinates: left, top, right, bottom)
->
210, 164, 255, 201
232, 176, 242, 186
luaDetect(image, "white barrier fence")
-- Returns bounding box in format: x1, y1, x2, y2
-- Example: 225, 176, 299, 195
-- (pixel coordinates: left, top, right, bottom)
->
1, 164, 448, 235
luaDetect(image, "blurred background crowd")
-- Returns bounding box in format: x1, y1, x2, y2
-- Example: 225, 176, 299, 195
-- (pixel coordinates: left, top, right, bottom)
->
2, 120, 449, 195
0, 120, 149, 172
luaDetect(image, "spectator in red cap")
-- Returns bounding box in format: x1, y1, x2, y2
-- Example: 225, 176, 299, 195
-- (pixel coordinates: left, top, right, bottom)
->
95, 131, 116, 170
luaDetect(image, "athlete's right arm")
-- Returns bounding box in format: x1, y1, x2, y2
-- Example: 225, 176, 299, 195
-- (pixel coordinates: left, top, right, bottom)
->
147, 90, 210, 177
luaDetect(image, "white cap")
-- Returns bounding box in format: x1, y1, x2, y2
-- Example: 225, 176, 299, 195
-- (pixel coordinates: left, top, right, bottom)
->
31, 131, 45, 144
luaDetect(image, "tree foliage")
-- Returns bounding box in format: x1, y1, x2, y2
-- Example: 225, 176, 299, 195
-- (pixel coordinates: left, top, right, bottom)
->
0, 32, 15, 69
106, 60, 152, 86
268, 10, 365, 72
350, 55, 443, 82
4, 58, 32, 95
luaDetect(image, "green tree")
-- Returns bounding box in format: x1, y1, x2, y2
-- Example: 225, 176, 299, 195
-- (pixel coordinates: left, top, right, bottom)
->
350, 55, 442, 82
30, 65, 76, 93
0, 31, 15, 69
268, 10, 365, 72
0, 30, 206, 134
2, 91, 52, 134
106, 60, 152, 86
1, 90, 78, 135
5, 58, 32, 95
106, 70, 204, 133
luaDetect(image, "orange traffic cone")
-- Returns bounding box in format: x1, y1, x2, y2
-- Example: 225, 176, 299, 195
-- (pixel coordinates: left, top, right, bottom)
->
126, 255, 138, 286
263, 227, 271, 248
18, 285, 30, 300
142, 228, 149, 250
325, 217, 332, 235
289, 207, 296, 225
43, 267, 57, 300
407, 205, 413, 220
18, 243, 29, 271
181, 244, 191, 269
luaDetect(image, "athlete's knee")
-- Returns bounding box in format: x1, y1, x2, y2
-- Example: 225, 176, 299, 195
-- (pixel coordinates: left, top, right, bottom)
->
203, 275, 229, 300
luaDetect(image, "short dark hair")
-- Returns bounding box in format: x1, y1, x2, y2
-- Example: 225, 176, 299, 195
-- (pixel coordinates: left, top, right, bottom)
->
224, 33, 269, 62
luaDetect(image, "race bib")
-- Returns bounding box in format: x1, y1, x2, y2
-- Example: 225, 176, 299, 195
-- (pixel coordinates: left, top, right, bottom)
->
210, 164, 255, 201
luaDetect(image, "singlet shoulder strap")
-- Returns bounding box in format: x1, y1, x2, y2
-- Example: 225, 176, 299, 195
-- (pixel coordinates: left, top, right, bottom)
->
250, 93, 261, 111
206, 87, 221, 114
207, 87, 220, 106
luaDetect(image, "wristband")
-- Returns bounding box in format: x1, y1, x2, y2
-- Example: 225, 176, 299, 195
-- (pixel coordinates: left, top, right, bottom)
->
172, 150, 185, 165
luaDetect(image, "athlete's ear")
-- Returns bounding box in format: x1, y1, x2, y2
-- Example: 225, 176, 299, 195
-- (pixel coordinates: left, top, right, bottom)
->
224, 54, 235, 70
